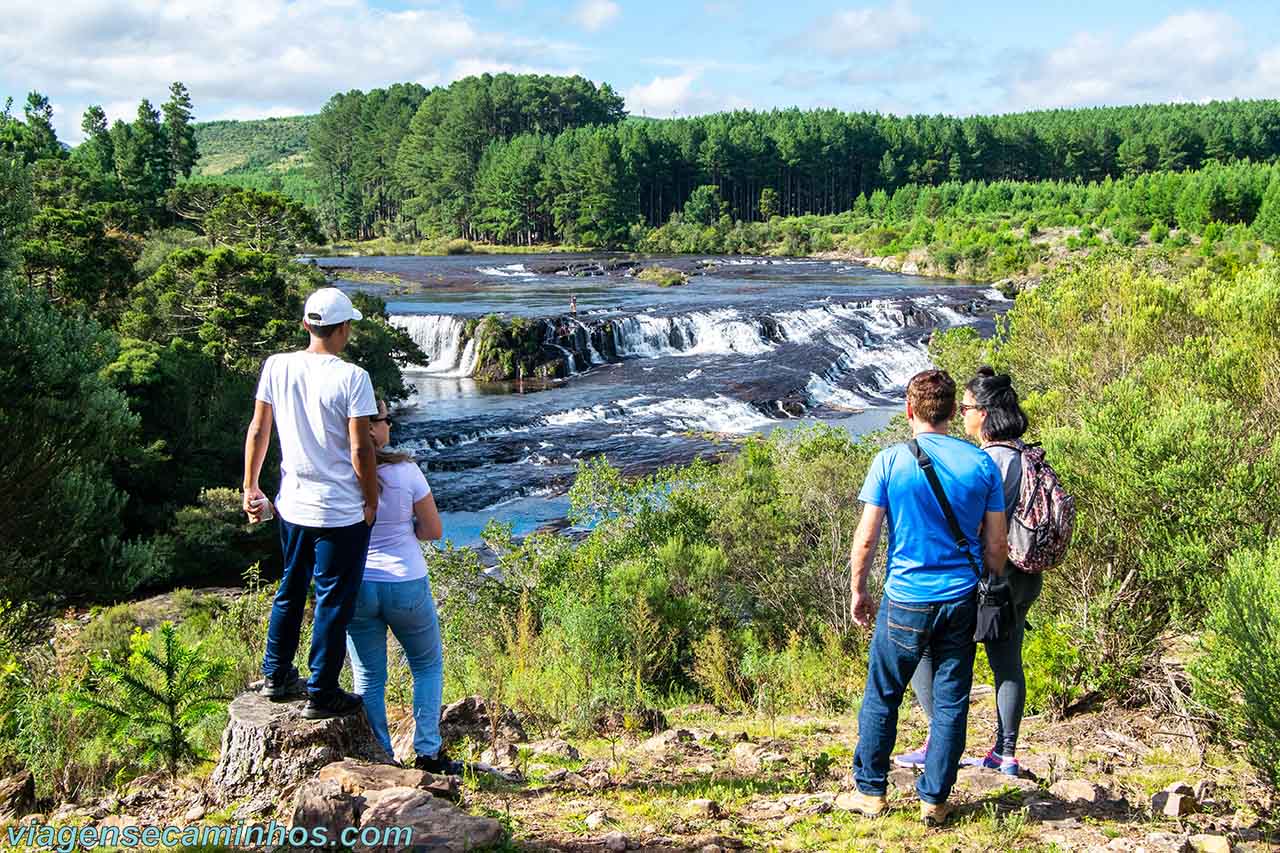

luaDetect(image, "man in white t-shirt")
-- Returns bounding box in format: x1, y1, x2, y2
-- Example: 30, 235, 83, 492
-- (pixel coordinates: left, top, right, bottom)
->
242, 287, 380, 720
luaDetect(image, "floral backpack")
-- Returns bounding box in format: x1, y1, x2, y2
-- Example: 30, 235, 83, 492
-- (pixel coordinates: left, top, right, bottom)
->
986, 439, 1076, 573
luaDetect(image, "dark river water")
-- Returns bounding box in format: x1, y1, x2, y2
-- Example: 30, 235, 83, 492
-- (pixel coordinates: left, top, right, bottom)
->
314, 254, 1006, 545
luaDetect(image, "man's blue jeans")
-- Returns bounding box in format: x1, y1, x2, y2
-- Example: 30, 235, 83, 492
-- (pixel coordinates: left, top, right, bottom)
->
853, 592, 977, 804
262, 517, 371, 697
345, 578, 444, 760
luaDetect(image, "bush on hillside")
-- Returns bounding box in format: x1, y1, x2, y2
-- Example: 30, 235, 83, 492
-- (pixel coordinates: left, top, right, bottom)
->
932, 256, 1280, 702
445, 238, 474, 255
1191, 542, 1280, 788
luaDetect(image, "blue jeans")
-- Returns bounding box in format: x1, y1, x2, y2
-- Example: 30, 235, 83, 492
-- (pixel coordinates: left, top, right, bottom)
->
854, 593, 977, 804
911, 569, 1042, 756
263, 518, 371, 697
345, 578, 444, 760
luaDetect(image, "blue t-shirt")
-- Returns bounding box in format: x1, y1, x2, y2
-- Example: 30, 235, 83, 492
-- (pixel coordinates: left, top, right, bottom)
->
858, 433, 1005, 604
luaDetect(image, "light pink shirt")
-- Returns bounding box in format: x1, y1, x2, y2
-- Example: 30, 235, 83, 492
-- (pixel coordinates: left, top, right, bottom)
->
365, 461, 432, 583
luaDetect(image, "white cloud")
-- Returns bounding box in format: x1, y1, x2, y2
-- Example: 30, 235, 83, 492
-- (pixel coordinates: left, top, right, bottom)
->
1001, 11, 1275, 110
626, 72, 699, 116
572, 0, 620, 32
624, 70, 750, 117
0, 0, 589, 142
783, 0, 926, 58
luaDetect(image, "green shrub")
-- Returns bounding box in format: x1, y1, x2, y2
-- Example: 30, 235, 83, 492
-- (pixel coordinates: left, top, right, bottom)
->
636, 266, 687, 287
1191, 542, 1280, 787
75, 622, 231, 779
445, 238, 474, 255
1149, 219, 1170, 244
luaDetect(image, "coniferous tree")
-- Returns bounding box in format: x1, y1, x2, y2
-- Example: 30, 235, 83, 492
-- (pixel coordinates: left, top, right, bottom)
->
161, 82, 198, 185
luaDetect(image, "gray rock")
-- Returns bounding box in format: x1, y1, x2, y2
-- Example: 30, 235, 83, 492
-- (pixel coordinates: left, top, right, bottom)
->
728, 742, 784, 771
210, 691, 389, 805
289, 779, 359, 842
1025, 798, 1068, 821
439, 696, 527, 749
603, 830, 629, 851
888, 768, 917, 792
684, 799, 722, 819
318, 759, 459, 802
1192, 781, 1215, 803
0, 771, 35, 821
1166, 781, 1195, 797
641, 729, 695, 752
957, 765, 1040, 794
1188, 835, 1232, 853
585, 810, 610, 831
356, 786, 503, 852
527, 739, 580, 761
184, 804, 207, 822
479, 743, 519, 767
1050, 779, 1109, 805
1144, 832, 1193, 853
1153, 791, 1197, 817
543, 769, 568, 783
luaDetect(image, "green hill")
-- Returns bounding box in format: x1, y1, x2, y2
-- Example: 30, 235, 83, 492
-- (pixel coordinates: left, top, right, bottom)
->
190, 114, 319, 203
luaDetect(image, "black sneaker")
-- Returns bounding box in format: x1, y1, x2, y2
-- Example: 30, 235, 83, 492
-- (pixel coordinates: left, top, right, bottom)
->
302, 689, 364, 720
414, 752, 464, 775
261, 668, 306, 701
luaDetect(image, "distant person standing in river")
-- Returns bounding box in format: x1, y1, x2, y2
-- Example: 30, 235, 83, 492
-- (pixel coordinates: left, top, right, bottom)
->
345, 399, 457, 772
569, 294, 577, 315
243, 287, 379, 720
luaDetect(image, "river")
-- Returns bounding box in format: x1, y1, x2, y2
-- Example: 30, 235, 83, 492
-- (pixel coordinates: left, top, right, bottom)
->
314, 254, 1006, 545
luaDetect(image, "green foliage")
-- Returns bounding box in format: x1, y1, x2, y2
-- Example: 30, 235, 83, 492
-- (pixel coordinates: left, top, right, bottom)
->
19, 206, 138, 312
636, 266, 686, 287
1191, 542, 1280, 788
74, 622, 232, 779
935, 256, 1280, 702
0, 278, 137, 599
201, 189, 323, 253
122, 246, 303, 372
684, 184, 725, 226
446, 238, 474, 255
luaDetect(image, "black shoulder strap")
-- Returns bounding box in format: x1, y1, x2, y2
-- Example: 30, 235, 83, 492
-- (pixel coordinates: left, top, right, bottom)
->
907, 439, 982, 579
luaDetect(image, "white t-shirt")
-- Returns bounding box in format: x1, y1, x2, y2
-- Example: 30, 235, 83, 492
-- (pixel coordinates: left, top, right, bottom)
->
365, 461, 432, 583
255, 351, 378, 527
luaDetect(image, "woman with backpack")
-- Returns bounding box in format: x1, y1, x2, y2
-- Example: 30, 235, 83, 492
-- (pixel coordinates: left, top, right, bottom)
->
894, 366, 1043, 777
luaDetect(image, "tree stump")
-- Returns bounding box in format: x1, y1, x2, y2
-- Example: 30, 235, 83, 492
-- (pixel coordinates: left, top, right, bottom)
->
210, 692, 390, 805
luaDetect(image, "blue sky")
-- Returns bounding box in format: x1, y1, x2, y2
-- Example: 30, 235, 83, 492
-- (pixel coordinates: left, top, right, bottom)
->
3, 0, 1278, 142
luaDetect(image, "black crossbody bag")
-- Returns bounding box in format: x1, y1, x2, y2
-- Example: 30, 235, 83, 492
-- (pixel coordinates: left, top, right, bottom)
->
907, 439, 1014, 643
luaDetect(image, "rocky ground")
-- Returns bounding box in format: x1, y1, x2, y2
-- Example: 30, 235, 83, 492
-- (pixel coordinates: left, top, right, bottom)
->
0, 684, 1274, 852
455, 691, 1274, 853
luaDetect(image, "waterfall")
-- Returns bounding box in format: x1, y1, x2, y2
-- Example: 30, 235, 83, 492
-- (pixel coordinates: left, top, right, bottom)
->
391, 315, 473, 376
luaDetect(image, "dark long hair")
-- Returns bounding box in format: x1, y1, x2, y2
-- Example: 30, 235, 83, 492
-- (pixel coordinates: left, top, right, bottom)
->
966, 366, 1029, 442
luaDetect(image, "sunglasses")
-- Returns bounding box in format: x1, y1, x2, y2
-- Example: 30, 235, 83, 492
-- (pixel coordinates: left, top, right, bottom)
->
958, 403, 985, 414
371, 415, 394, 425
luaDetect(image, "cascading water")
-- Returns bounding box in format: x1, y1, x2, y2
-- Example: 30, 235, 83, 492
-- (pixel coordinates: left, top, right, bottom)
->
323, 254, 1005, 541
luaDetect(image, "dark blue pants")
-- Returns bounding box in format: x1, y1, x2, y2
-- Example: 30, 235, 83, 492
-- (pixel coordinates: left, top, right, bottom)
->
263, 518, 371, 698
854, 592, 977, 804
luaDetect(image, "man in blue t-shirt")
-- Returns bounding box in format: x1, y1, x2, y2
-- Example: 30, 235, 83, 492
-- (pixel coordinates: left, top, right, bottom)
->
839, 369, 1009, 826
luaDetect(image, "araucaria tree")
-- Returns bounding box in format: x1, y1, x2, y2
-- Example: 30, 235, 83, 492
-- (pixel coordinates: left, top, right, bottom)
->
75, 622, 232, 780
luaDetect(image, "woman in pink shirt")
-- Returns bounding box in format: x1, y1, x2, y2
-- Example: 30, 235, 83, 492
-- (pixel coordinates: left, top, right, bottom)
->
345, 399, 456, 773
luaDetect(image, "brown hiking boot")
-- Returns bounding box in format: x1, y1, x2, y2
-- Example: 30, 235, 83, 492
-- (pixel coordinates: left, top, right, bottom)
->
920, 799, 955, 826
835, 791, 888, 817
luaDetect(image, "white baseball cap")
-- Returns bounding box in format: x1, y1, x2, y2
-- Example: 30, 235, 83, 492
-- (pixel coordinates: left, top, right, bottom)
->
303, 288, 363, 326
